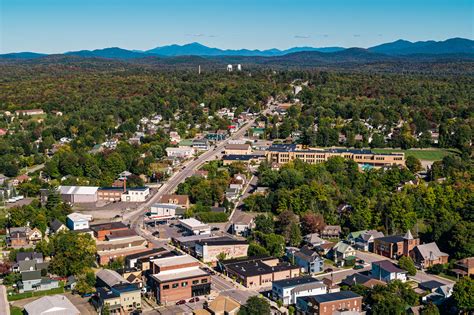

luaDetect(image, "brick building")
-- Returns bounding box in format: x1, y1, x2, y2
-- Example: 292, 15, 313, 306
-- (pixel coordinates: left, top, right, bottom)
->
296, 291, 363, 315
195, 237, 249, 263
90, 222, 129, 241
373, 230, 419, 259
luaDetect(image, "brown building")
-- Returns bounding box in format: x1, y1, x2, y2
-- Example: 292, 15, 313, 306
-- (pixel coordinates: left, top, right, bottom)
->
266, 144, 405, 169
410, 242, 449, 268
320, 225, 341, 239
195, 237, 249, 263
159, 194, 190, 209
7, 227, 42, 248
225, 143, 252, 155
373, 230, 419, 259
97, 187, 125, 202
452, 257, 474, 277
90, 222, 129, 241
296, 291, 363, 315
221, 257, 300, 289
150, 255, 211, 304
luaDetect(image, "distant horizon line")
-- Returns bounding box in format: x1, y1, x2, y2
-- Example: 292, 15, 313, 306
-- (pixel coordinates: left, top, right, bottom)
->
2, 36, 472, 55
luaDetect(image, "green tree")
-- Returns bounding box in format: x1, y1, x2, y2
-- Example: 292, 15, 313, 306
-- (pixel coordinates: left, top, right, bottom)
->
406, 155, 422, 173
248, 242, 269, 257
238, 296, 271, 315
420, 302, 440, 315
289, 222, 302, 247
254, 215, 274, 234
398, 256, 417, 276
452, 277, 474, 312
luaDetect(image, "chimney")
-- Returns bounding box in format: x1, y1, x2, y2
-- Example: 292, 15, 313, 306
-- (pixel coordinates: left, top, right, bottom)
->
123, 178, 127, 193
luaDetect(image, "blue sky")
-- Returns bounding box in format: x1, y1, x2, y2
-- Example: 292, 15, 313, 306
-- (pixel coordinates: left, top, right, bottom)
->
1, 0, 472, 53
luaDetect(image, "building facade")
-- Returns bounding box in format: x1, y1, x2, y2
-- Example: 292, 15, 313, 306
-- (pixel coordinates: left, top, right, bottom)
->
195, 237, 249, 263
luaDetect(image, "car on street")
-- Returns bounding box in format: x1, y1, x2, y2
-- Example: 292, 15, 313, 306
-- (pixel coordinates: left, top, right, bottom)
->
324, 268, 334, 273
353, 264, 364, 270
211, 227, 220, 231
189, 297, 200, 303
176, 300, 186, 305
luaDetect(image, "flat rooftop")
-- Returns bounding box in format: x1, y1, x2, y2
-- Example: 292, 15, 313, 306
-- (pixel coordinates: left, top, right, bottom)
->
153, 254, 198, 268
267, 144, 404, 156
179, 218, 209, 229
152, 268, 209, 283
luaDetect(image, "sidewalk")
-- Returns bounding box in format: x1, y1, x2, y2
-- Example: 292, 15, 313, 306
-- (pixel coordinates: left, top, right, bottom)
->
0, 285, 9, 315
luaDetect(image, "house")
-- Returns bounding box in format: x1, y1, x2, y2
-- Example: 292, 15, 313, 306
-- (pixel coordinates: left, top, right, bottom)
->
12, 252, 45, 272
314, 242, 336, 256
194, 170, 209, 178
66, 212, 93, 231
148, 203, 184, 220
371, 260, 407, 283
225, 144, 252, 155
149, 255, 211, 303
341, 273, 385, 288
328, 242, 356, 266
304, 233, 327, 247
349, 230, 384, 252
373, 230, 420, 259
7, 227, 43, 247
12, 174, 30, 186
225, 188, 239, 201
49, 219, 67, 234
193, 138, 210, 150
452, 257, 474, 277
159, 194, 190, 209
410, 242, 449, 268
419, 281, 453, 305
121, 186, 150, 202
58, 185, 99, 203
205, 295, 241, 315
0, 128, 7, 136
231, 213, 254, 237
319, 225, 341, 239
17, 270, 60, 293
96, 283, 142, 314
0, 174, 8, 185
296, 291, 363, 315
169, 131, 181, 143
65, 275, 77, 291
96, 269, 129, 288
166, 146, 195, 158
220, 256, 300, 289
15, 109, 44, 116
179, 218, 211, 236
272, 276, 326, 306
24, 295, 80, 315
286, 246, 324, 274
195, 237, 249, 263
321, 278, 340, 293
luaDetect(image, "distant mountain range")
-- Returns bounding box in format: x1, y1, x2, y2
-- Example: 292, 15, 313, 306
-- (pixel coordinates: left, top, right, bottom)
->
1, 38, 472, 61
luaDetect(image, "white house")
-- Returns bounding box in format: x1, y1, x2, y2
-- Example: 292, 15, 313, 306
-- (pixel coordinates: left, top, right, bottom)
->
66, 212, 93, 231
165, 146, 195, 158
121, 187, 150, 202
178, 218, 211, 235
371, 260, 407, 283
272, 277, 326, 305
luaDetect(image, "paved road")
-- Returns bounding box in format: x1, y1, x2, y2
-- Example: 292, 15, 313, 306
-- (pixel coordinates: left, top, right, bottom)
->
0, 285, 9, 315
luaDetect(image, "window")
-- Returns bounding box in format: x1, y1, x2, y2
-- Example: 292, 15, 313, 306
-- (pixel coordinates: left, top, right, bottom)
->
182, 281, 188, 287
192, 280, 199, 285
172, 283, 179, 288
162, 285, 169, 290
201, 279, 208, 284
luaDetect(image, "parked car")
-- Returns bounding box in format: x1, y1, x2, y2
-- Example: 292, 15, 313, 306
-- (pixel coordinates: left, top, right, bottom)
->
189, 297, 200, 303
357, 259, 365, 264
324, 268, 334, 273
353, 264, 364, 270
152, 231, 160, 237
176, 300, 186, 305
211, 227, 220, 231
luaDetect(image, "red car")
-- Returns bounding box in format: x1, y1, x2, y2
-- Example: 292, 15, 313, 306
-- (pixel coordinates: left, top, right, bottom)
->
176, 300, 186, 305
189, 297, 200, 303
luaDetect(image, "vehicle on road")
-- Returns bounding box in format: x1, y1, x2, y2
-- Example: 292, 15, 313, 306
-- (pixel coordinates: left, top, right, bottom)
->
357, 259, 365, 264
353, 264, 364, 270
189, 297, 200, 303
324, 268, 334, 273
176, 300, 186, 305
211, 227, 220, 231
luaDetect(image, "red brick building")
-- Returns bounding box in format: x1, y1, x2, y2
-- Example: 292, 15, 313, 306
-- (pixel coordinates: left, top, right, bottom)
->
373, 230, 419, 259
296, 291, 363, 315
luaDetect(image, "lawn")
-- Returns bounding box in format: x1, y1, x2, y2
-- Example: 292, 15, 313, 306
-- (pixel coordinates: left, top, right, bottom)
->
372, 148, 455, 161
7, 283, 65, 301
10, 306, 23, 315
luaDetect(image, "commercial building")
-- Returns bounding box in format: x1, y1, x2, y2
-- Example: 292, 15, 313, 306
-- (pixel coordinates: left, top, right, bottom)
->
58, 185, 99, 203
66, 212, 93, 231
220, 257, 300, 289
159, 194, 190, 209
166, 146, 195, 158
179, 218, 211, 236
90, 222, 129, 241
222, 154, 264, 166
193, 139, 210, 150
195, 237, 249, 263
225, 143, 252, 155
97, 187, 124, 202
148, 203, 184, 220
296, 291, 363, 315
121, 187, 150, 202
373, 230, 419, 259
24, 295, 80, 315
272, 276, 326, 306
96, 269, 142, 314
149, 255, 211, 304
265, 144, 405, 168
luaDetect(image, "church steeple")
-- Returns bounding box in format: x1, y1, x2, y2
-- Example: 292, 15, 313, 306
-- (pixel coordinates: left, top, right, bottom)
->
403, 230, 413, 240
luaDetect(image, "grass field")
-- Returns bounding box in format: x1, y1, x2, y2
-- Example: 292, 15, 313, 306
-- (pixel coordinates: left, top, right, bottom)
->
7, 283, 65, 301
372, 148, 455, 161
10, 306, 23, 315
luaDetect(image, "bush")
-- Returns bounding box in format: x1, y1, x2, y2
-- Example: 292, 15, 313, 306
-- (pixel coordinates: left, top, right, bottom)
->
428, 264, 445, 275
195, 212, 228, 223
399, 256, 417, 276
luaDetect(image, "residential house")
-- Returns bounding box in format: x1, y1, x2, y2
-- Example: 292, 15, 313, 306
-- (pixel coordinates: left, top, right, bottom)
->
341, 273, 385, 289
319, 225, 341, 239
452, 257, 474, 277
12, 174, 30, 186
194, 170, 209, 178
7, 227, 42, 247
205, 295, 241, 315
349, 230, 384, 252
159, 194, 190, 209
231, 213, 254, 237
24, 295, 80, 315
169, 131, 181, 143
272, 276, 326, 306
49, 219, 67, 234
419, 281, 453, 305
96, 283, 142, 314
195, 237, 249, 263
410, 242, 449, 268
17, 270, 59, 293
220, 256, 300, 289
373, 230, 420, 259
66, 212, 93, 231
328, 242, 356, 266
286, 246, 324, 274
371, 260, 407, 283
296, 291, 363, 315
304, 233, 327, 247
225, 188, 239, 201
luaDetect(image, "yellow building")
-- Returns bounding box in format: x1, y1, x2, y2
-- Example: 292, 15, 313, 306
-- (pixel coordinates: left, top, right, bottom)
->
265, 144, 404, 168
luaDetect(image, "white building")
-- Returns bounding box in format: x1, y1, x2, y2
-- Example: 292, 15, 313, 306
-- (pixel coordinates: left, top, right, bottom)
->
24, 294, 80, 315
121, 187, 150, 202
178, 218, 211, 235
165, 146, 195, 158
272, 277, 326, 305
149, 203, 183, 220
227, 64, 233, 72
58, 186, 99, 204
66, 212, 93, 231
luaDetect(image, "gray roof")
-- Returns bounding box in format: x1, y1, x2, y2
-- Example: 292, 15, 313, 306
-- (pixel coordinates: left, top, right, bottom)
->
22, 270, 41, 281
373, 260, 406, 273
414, 242, 448, 260
16, 252, 43, 263
18, 260, 36, 272
96, 269, 128, 288
24, 294, 80, 315
50, 219, 66, 233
